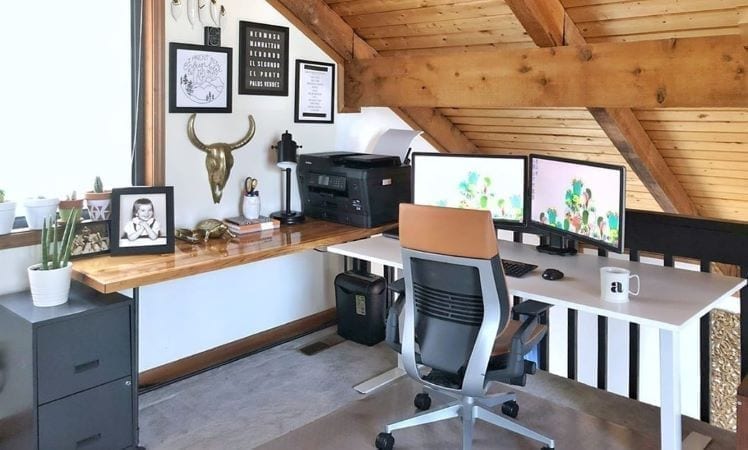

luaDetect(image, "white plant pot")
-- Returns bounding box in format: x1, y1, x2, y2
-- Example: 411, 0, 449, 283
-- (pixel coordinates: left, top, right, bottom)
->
0, 201, 16, 235
27, 262, 72, 307
23, 198, 60, 230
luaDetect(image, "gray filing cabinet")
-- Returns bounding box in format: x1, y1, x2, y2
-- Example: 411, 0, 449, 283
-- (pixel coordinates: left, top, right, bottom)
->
0, 282, 136, 450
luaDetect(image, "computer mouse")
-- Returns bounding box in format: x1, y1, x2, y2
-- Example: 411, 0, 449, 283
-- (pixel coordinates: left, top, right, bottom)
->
542, 268, 564, 281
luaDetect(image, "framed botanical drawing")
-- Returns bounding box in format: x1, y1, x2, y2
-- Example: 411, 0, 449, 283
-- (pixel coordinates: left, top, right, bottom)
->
238, 21, 289, 96
110, 186, 175, 255
294, 60, 335, 124
169, 42, 232, 113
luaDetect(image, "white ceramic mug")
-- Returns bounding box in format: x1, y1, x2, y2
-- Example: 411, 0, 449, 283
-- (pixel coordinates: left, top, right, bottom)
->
600, 266, 640, 303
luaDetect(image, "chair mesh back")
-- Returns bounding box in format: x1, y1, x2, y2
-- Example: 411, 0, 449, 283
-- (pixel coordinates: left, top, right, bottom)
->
411, 257, 484, 375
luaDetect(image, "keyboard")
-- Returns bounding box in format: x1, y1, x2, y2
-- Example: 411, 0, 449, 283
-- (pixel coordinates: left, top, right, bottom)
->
501, 259, 537, 278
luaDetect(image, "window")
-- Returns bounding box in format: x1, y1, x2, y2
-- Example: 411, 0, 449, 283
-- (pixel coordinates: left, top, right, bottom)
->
1, 2, 132, 217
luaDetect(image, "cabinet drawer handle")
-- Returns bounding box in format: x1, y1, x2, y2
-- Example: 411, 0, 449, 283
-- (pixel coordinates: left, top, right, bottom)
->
75, 432, 101, 447
74, 359, 100, 373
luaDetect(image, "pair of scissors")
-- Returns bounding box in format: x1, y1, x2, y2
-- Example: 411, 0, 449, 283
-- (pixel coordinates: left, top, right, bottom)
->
244, 177, 257, 195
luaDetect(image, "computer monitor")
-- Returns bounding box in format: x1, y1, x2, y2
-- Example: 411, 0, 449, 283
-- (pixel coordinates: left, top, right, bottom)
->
411, 153, 527, 230
529, 154, 626, 255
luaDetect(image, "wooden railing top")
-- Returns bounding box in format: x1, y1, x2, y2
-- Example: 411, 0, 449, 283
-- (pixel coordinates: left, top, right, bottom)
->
72, 219, 395, 294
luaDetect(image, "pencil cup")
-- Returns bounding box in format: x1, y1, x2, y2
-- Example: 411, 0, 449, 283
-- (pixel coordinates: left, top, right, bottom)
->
243, 193, 260, 220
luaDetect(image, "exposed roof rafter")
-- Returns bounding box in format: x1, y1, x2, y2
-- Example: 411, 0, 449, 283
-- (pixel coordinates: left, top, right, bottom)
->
504, 0, 700, 215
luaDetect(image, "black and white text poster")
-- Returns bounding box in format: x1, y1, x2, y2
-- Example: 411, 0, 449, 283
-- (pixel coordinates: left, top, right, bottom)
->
239, 21, 288, 96
294, 60, 335, 124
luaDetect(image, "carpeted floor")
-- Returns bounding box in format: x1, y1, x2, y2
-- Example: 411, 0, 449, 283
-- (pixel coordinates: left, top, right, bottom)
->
139, 327, 736, 449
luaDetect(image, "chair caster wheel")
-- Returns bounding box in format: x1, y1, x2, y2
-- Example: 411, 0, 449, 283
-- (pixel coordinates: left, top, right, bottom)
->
375, 432, 395, 450
501, 400, 519, 418
414, 393, 431, 411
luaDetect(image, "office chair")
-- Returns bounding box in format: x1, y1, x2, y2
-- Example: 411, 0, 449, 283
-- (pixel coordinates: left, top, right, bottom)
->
375, 204, 554, 450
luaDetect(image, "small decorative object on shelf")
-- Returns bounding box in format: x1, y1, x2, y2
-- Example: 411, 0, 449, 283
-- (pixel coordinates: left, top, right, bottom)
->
187, 113, 256, 203
0, 189, 17, 235
223, 215, 280, 235
175, 219, 235, 244
85, 176, 112, 220
242, 176, 260, 220
27, 209, 80, 307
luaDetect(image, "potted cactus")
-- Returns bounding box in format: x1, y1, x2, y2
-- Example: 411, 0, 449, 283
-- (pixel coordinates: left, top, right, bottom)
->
58, 191, 84, 223
27, 209, 80, 307
0, 189, 16, 235
85, 176, 112, 220
23, 196, 60, 230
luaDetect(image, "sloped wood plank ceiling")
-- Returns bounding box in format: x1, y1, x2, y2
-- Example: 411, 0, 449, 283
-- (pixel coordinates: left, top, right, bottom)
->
310, 0, 747, 221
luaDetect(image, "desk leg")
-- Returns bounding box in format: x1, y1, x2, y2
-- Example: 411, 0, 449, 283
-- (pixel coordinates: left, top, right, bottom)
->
132, 287, 145, 450
353, 265, 406, 394
660, 328, 681, 450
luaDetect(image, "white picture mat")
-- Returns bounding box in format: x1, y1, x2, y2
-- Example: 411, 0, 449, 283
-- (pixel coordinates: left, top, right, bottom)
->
296, 62, 333, 121
117, 193, 169, 248
175, 48, 229, 108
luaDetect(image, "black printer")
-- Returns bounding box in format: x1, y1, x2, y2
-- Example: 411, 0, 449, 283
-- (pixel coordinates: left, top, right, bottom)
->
297, 152, 411, 228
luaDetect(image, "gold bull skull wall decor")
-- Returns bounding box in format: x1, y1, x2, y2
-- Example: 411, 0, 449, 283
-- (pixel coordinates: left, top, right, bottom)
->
187, 113, 256, 203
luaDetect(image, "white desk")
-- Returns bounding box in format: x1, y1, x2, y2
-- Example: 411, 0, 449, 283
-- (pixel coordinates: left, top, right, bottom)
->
328, 236, 747, 450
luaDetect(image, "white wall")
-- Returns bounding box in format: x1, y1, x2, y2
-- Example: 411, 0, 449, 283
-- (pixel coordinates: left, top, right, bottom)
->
141, 0, 438, 370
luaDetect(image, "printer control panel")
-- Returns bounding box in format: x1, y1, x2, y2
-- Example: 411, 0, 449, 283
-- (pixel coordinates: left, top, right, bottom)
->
308, 172, 347, 191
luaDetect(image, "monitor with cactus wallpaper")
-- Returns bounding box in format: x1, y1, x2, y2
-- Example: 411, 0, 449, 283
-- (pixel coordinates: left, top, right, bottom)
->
530, 155, 625, 251
412, 153, 527, 225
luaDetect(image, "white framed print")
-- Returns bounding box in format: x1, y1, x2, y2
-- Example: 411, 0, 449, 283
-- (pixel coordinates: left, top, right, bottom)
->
294, 60, 334, 123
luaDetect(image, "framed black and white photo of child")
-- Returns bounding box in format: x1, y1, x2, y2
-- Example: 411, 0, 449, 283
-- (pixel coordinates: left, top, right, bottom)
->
110, 186, 174, 255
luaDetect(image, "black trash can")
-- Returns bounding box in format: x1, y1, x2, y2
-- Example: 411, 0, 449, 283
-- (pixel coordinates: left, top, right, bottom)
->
334, 271, 387, 346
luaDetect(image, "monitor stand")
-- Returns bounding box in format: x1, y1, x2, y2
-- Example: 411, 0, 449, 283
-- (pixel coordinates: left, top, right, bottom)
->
536, 234, 578, 256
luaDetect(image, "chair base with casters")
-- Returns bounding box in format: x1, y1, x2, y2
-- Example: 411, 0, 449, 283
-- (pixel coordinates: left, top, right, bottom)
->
375, 388, 554, 450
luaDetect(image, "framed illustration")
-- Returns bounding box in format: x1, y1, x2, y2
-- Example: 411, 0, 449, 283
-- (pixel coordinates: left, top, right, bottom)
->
238, 21, 289, 96
70, 220, 110, 259
294, 60, 335, 124
169, 42, 232, 113
110, 186, 175, 255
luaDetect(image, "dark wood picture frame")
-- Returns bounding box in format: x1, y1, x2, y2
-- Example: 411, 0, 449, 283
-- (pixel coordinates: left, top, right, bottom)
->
238, 21, 289, 96
110, 186, 174, 256
70, 220, 111, 259
294, 59, 335, 124
169, 42, 232, 113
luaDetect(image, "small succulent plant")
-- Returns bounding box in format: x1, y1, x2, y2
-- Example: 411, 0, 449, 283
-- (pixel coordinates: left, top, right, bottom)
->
39, 208, 80, 270
93, 176, 104, 193
0, 189, 5, 203
65, 191, 78, 201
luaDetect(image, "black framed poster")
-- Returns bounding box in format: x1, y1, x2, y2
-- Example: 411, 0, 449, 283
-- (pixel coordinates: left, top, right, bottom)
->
294, 60, 335, 124
238, 21, 289, 96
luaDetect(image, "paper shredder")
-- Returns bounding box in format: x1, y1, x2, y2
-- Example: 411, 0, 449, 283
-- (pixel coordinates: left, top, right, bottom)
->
334, 270, 387, 346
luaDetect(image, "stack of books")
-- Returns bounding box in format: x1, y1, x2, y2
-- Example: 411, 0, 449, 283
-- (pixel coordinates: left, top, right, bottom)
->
223, 216, 280, 235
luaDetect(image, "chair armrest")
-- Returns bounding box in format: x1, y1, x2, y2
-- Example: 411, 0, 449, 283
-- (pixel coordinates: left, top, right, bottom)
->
388, 278, 405, 295
512, 299, 552, 317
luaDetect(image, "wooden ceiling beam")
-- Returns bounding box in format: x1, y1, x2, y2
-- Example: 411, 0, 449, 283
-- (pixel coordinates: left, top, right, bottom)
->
267, 0, 478, 153
345, 35, 746, 110
505, 0, 698, 215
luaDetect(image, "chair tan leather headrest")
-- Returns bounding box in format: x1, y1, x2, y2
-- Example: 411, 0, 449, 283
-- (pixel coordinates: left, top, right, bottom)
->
399, 204, 498, 259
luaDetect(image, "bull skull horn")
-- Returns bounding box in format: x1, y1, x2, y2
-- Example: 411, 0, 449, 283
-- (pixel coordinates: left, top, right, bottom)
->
186, 113, 257, 204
